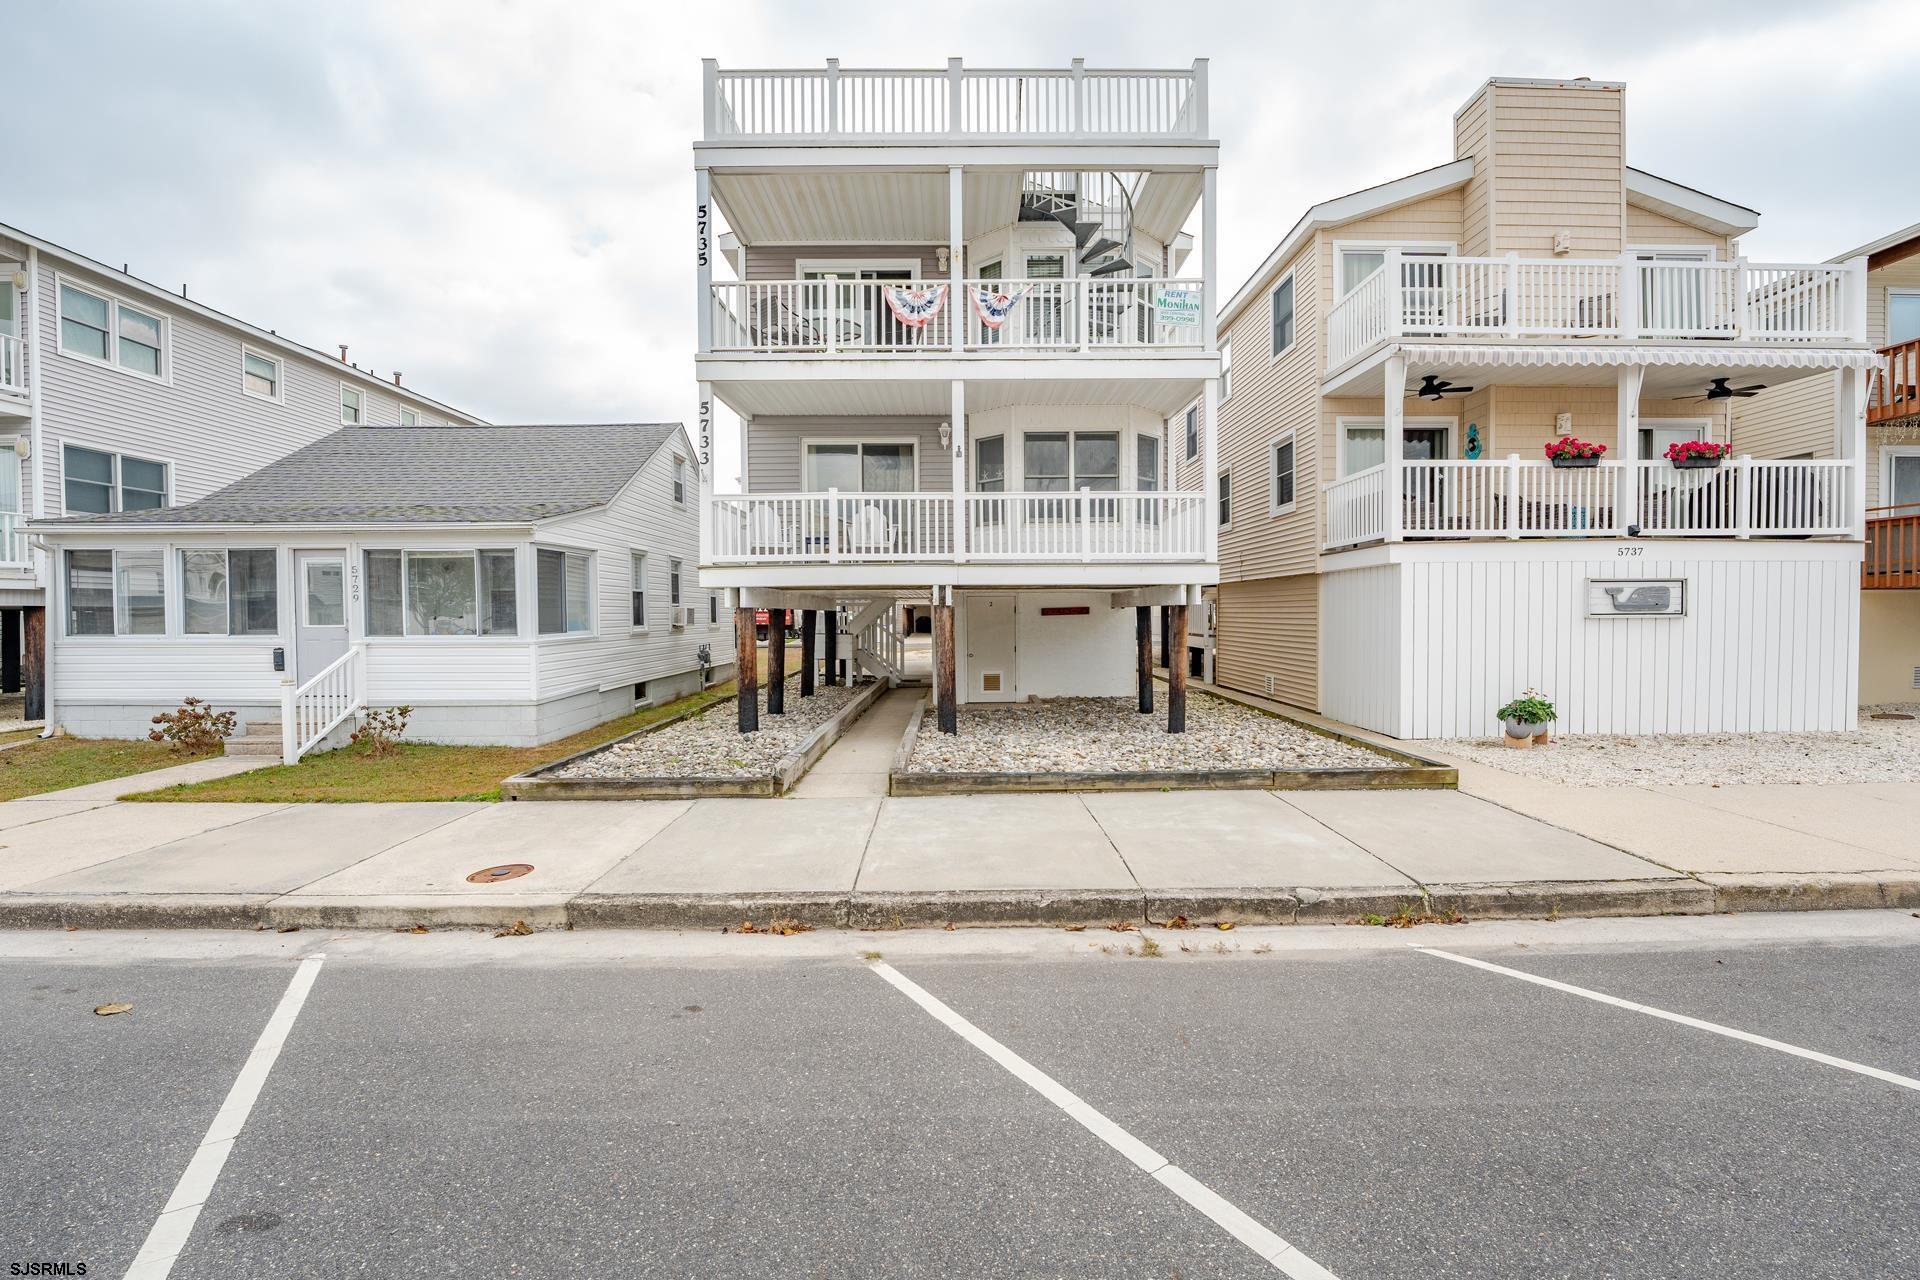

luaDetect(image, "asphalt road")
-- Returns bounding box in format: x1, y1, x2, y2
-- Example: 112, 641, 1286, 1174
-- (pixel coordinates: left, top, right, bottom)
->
1, 912, 1916, 1278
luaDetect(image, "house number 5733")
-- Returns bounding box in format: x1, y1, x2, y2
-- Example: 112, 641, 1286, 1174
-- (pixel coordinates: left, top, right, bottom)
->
695, 201, 709, 268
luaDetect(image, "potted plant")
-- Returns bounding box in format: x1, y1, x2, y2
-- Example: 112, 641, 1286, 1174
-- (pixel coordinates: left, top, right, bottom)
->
1496, 690, 1556, 746
1664, 439, 1732, 470
1544, 436, 1606, 469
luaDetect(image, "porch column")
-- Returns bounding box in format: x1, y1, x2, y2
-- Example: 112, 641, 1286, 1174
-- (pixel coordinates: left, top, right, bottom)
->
1201, 165, 1219, 350
933, 587, 957, 734
1159, 605, 1171, 668
765, 608, 786, 715
734, 607, 759, 733
1135, 606, 1153, 713
1167, 604, 1188, 733
948, 166, 964, 355
22, 606, 46, 722
1616, 364, 1644, 534
1383, 351, 1408, 542
1, 610, 18, 694
696, 382, 714, 567
1836, 363, 1869, 539
822, 607, 839, 685
951, 379, 967, 560
1202, 375, 1221, 563
694, 168, 713, 355
799, 609, 817, 697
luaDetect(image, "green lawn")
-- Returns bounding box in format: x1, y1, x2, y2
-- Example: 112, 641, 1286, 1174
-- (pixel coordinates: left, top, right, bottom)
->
0, 736, 218, 803
132, 683, 741, 804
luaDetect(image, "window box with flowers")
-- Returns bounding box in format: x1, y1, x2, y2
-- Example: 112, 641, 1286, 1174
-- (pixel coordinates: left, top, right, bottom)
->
1544, 436, 1606, 469
1665, 440, 1732, 470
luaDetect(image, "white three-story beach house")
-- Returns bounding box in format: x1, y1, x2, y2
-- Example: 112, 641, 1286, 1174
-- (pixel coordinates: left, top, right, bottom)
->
694, 58, 1221, 733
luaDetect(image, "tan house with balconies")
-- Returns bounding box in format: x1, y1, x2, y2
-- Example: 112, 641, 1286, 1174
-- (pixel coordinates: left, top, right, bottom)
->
1210, 76, 1876, 739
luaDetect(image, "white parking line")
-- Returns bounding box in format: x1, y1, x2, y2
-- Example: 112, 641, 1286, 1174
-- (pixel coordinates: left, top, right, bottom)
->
868, 961, 1338, 1278
1412, 945, 1920, 1093
123, 954, 327, 1280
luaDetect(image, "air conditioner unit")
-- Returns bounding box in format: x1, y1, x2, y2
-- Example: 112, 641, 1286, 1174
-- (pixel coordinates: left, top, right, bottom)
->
673, 606, 695, 628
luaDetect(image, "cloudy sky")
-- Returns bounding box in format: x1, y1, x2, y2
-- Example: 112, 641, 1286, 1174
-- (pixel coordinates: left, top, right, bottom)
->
14, 0, 1917, 477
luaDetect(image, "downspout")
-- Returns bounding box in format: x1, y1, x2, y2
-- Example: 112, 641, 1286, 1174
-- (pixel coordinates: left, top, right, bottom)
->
28, 535, 53, 738
25, 249, 52, 739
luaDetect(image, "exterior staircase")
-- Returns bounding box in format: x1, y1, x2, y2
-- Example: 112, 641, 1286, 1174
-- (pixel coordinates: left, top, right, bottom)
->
223, 720, 284, 758
1020, 171, 1138, 277
848, 599, 907, 683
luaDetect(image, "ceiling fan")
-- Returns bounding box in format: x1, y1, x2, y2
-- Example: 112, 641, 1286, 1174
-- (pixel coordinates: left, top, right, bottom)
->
1694, 376, 1767, 401
1415, 375, 1474, 400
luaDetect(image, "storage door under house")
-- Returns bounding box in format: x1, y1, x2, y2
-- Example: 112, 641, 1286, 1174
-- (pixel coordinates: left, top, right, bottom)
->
967, 594, 1017, 702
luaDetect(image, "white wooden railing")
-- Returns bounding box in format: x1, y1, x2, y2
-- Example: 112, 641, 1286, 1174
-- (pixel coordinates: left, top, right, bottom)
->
1323, 457, 1855, 547
280, 645, 364, 765
856, 604, 907, 680
707, 492, 1207, 564
1325, 254, 1867, 369
709, 278, 1205, 354
0, 335, 24, 396
0, 513, 25, 566
705, 60, 1205, 141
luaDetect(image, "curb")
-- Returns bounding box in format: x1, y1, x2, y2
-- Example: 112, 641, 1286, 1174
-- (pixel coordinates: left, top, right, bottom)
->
4, 874, 1915, 932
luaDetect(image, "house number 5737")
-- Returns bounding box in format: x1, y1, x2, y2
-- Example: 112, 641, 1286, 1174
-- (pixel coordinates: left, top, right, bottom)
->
695, 201, 709, 268
1617, 546, 1643, 557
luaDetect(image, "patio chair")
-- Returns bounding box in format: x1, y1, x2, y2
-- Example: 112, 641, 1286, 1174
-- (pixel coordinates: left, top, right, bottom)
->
845, 503, 894, 555
747, 505, 793, 556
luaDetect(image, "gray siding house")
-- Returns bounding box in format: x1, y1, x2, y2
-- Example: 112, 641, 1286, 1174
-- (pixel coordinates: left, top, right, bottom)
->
0, 220, 479, 719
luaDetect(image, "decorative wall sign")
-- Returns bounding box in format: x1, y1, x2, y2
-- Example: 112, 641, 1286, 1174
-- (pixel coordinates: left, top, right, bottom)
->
1587, 578, 1686, 617
1464, 423, 1483, 460
1038, 605, 1091, 617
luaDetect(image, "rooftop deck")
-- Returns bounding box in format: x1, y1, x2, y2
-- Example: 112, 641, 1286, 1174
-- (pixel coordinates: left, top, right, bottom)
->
702, 59, 1208, 144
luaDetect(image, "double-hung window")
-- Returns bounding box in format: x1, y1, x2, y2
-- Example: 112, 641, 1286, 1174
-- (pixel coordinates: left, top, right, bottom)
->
58, 281, 167, 379
1185, 406, 1198, 460
1270, 433, 1297, 514
669, 558, 682, 608
630, 552, 648, 627
536, 548, 592, 635
180, 549, 279, 635
340, 385, 362, 425
1270, 275, 1295, 356
65, 548, 165, 636
400, 408, 420, 426
672, 456, 686, 503
64, 445, 167, 515
1220, 338, 1233, 401
364, 549, 517, 637
242, 349, 281, 401
1218, 471, 1232, 528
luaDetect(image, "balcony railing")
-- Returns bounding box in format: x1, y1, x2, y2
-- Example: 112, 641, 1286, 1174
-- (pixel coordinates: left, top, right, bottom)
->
704, 60, 1206, 142
1323, 457, 1856, 547
1325, 254, 1867, 370
1865, 504, 1920, 588
707, 491, 1207, 564
1869, 337, 1920, 427
707, 278, 1205, 355
0, 512, 24, 566
0, 334, 25, 396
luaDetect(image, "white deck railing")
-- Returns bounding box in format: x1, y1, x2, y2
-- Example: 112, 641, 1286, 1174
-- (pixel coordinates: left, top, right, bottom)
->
1325, 254, 1866, 369
0, 334, 24, 396
708, 278, 1205, 354
705, 60, 1205, 142
280, 645, 365, 765
708, 491, 1207, 564
0, 513, 26, 566
1324, 458, 1855, 547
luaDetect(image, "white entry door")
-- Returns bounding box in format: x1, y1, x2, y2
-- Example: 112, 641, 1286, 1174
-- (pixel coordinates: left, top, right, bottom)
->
966, 594, 1018, 702
294, 550, 349, 684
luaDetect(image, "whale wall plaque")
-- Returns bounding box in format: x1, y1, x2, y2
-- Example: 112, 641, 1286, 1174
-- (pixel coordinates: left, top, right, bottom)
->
1586, 578, 1686, 617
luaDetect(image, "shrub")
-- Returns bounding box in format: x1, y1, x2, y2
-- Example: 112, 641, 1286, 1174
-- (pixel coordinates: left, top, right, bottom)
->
350, 705, 413, 757
149, 698, 237, 754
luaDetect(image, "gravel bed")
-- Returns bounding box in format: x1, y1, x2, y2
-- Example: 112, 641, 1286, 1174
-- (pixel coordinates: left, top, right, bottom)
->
904, 694, 1394, 775
1433, 705, 1920, 786
552, 679, 873, 779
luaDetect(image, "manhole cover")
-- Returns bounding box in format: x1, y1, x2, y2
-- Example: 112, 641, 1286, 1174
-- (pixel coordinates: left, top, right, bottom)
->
466, 863, 535, 884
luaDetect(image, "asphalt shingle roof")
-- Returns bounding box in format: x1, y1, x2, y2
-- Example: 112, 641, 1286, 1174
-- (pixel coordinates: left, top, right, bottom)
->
37, 423, 684, 527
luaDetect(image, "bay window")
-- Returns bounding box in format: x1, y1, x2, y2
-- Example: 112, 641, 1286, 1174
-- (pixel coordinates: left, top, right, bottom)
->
364, 549, 517, 637
537, 548, 592, 635
65, 548, 164, 636
181, 549, 279, 635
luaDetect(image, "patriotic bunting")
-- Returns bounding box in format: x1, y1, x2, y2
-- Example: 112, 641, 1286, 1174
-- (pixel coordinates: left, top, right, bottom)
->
881, 284, 948, 328
970, 285, 1029, 330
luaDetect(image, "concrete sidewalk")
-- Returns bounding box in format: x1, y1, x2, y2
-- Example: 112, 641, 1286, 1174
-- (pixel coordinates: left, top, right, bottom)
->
1, 762, 1916, 928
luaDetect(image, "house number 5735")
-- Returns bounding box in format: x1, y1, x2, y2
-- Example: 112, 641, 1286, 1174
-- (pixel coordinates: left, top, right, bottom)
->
695, 201, 709, 268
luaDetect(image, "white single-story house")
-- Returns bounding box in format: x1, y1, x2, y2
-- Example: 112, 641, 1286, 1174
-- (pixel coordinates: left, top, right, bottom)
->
29, 423, 729, 753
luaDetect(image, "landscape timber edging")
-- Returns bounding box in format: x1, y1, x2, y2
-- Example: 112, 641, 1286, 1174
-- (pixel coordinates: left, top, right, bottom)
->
887, 688, 1455, 796
501, 678, 887, 800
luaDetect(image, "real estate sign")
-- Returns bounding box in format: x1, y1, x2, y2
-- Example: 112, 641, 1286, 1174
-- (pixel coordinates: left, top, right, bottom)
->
1155, 287, 1202, 328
